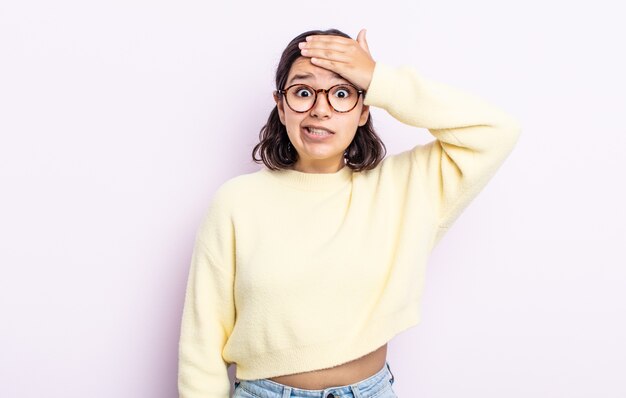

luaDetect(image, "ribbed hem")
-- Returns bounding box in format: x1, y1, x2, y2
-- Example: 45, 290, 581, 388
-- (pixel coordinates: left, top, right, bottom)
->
260, 164, 353, 192
234, 305, 420, 380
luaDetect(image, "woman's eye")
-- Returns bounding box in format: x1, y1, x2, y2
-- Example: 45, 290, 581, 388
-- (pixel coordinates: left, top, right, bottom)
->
296, 88, 313, 97
333, 87, 352, 98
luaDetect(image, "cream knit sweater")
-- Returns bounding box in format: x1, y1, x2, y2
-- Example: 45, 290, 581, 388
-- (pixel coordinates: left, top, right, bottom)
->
178, 62, 522, 398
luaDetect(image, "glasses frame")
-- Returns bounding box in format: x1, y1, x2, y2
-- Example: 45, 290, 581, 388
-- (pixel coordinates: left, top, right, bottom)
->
277, 83, 365, 114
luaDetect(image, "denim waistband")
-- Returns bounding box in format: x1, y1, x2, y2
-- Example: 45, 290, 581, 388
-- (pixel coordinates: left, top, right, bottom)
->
234, 361, 395, 398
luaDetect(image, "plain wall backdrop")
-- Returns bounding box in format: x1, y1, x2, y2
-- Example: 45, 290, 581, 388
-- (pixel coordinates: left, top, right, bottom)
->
1, 0, 624, 397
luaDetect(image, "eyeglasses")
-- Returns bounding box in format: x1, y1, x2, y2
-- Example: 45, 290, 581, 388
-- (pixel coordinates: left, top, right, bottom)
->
277, 83, 365, 113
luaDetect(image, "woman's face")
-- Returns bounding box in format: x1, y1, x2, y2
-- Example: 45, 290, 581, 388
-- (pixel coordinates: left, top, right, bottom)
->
274, 57, 370, 173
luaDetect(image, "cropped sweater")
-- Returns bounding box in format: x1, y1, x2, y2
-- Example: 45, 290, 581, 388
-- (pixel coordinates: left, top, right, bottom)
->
177, 62, 522, 398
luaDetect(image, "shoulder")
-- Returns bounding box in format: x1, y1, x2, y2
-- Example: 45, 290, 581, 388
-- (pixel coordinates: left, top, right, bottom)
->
209, 167, 267, 210
196, 168, 267, 236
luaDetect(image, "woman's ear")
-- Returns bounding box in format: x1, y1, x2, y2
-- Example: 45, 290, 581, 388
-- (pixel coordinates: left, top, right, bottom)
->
274, 91, 286, 125
358, 104, 370, 127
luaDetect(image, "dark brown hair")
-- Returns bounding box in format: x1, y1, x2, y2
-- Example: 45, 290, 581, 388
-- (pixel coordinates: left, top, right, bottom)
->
251, 28, 387, 172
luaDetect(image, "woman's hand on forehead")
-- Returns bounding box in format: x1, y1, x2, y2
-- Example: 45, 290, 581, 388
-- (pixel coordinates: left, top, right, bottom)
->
298, 28, 375, 91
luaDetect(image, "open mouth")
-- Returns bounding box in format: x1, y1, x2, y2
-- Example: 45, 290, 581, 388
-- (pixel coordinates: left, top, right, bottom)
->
304, 126, 334, 137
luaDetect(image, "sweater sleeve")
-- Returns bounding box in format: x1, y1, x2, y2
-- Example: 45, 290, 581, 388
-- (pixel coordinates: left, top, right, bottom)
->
363, 63, 522, 250
178, 186, 236, 398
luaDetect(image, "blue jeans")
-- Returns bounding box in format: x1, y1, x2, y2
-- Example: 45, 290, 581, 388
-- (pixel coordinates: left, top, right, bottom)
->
233, 361, 397, 398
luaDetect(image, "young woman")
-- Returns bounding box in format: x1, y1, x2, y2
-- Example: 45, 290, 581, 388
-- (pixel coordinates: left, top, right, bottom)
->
178, 28, 521, 398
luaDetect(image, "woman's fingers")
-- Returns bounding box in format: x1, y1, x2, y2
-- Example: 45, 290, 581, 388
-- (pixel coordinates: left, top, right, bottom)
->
305, 35, 353, 46
298, 40, 347, 53
299, 30, 375, 90
299, 48, 351, 63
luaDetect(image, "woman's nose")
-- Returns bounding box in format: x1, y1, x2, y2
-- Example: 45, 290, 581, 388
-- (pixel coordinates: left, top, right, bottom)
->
310, 92, 332, 118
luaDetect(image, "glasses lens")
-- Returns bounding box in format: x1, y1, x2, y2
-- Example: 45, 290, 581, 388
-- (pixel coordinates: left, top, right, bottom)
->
285, 84, 316, 112
328, 85, 359, 112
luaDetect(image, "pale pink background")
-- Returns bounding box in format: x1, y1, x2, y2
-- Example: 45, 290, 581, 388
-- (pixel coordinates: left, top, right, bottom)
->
1, 1, 624, 397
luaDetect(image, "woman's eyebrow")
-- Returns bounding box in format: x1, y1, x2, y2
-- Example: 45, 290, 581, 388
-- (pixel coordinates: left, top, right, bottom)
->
287, 72, 347, 86
287, 73, 314, 85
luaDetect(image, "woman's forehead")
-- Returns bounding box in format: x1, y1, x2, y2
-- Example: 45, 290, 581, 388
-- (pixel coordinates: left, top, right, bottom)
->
287, 57, 348, 84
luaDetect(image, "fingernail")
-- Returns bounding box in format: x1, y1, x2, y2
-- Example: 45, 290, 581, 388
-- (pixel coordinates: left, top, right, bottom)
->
298, 42, 306, 48
305, 36, 312, 41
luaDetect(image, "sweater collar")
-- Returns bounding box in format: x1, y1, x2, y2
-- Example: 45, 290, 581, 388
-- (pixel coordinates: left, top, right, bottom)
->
261, 164, 353, 191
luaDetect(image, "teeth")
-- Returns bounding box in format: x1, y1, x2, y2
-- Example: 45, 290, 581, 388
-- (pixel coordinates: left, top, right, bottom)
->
307, 127, 331, 136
